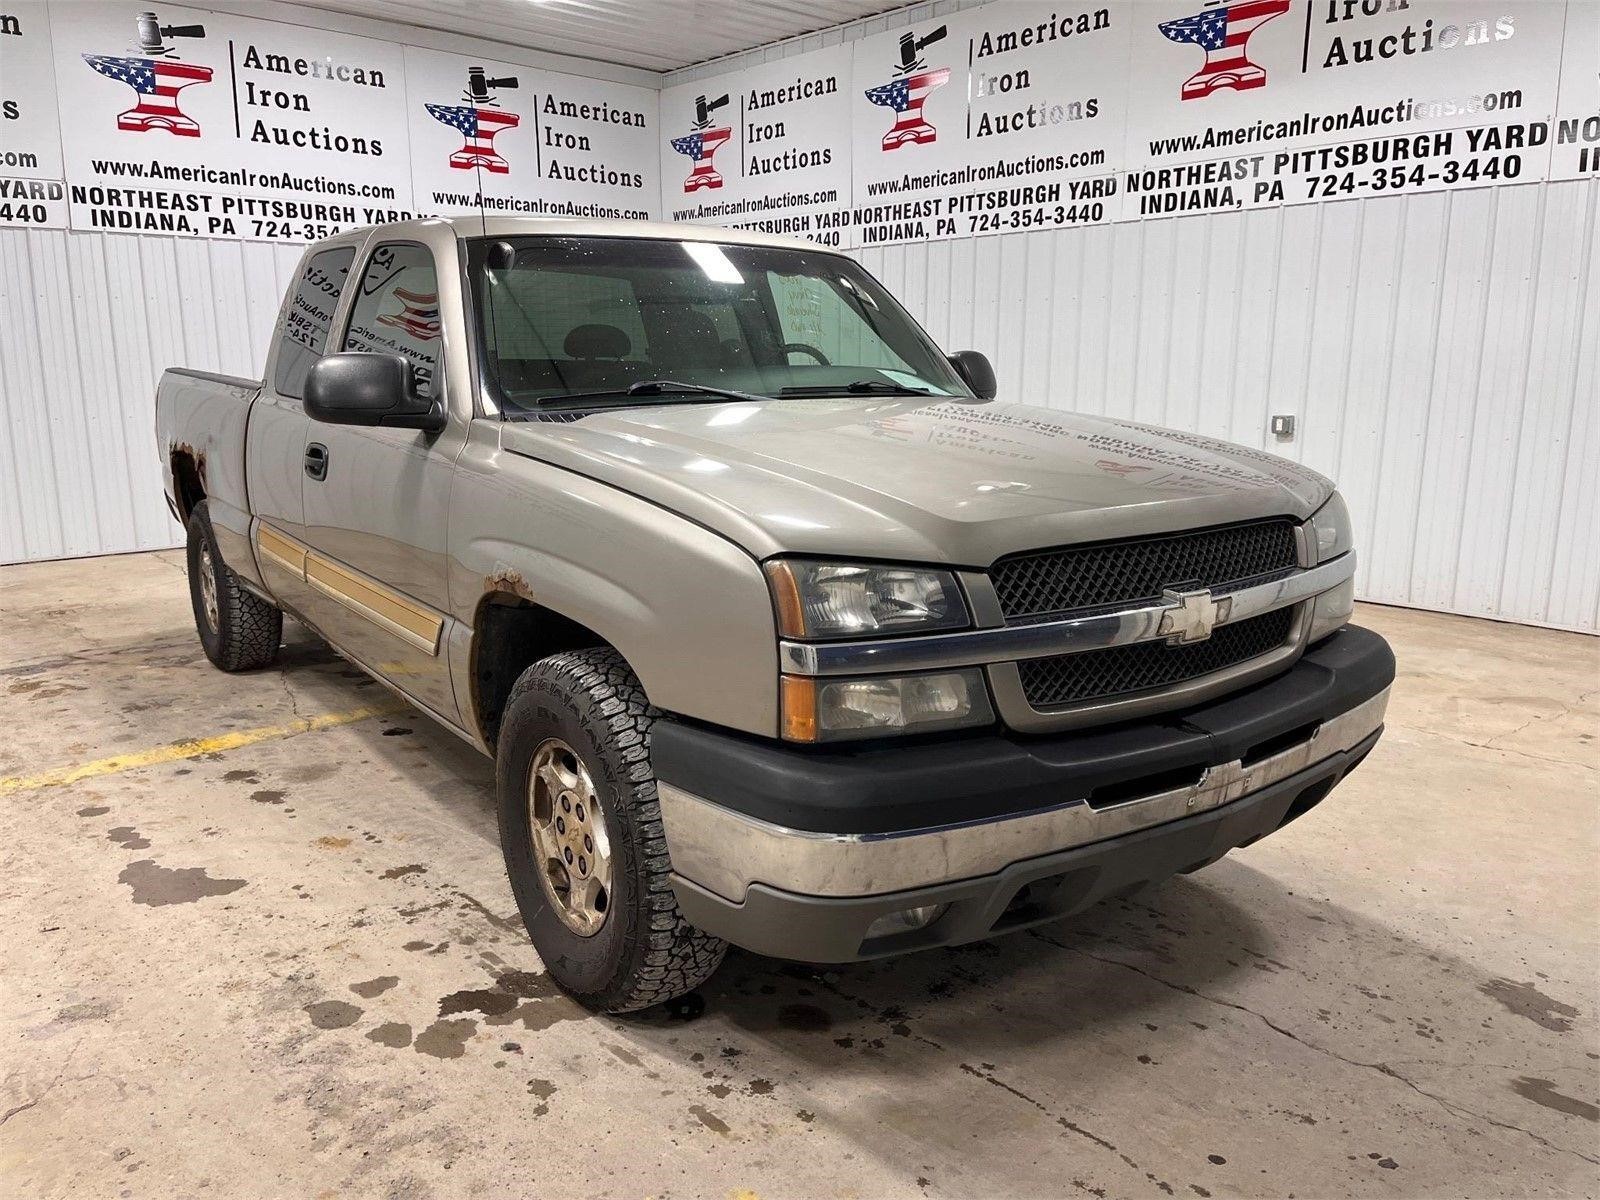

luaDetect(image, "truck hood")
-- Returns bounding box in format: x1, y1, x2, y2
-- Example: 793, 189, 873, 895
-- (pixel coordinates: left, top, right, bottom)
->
499, 396, 1333, 565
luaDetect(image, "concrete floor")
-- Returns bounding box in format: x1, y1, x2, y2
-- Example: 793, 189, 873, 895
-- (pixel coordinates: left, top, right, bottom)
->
1, 549, 1596, 1200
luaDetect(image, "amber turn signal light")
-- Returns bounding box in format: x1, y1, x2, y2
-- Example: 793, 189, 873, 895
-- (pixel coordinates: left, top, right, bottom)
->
765, 561, 807, 639
780, 674, 818, 742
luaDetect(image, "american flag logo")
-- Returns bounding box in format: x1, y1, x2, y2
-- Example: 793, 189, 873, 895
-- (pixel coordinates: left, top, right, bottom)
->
863, 67, 951, 151
668, 126, 732, 192
377, 289, 442, 343
83, 54, 213, 137
425, 102, 520, 173
1158, 0, 1291, 101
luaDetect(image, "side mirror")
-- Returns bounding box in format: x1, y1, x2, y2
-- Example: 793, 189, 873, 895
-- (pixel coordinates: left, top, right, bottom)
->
304, 353, 445, 432
485, 240, 517, 272
948, 350, 998, 400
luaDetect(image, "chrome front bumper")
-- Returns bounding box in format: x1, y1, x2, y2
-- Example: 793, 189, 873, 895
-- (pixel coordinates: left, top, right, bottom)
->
659, 686, 1388, 904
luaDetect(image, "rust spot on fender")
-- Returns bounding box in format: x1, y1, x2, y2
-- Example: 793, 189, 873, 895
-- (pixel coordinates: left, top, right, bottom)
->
485, 566, 537, 603
467, 571, 541, 745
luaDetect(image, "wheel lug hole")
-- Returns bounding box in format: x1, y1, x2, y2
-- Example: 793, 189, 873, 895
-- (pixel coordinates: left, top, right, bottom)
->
561, 795, 571, 812
583, 834, 593, 852
577, 855, 587, 874
555, 816, 566, 834
575, 802, 586, 822
563, 847, 573, 864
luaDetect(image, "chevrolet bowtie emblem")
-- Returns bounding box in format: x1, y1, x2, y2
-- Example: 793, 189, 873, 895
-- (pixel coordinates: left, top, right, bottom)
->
1159, 587, 1231, 645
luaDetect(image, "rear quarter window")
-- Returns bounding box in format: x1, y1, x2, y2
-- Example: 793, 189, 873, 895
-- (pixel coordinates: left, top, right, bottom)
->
273, 247, 356, 399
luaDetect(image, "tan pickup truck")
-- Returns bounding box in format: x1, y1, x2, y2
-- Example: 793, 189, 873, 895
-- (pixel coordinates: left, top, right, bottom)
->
156, 216, 1392, 1013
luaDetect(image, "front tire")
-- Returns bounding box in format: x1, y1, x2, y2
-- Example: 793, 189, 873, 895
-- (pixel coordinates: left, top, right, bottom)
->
185, 500, 282, 672
496, 648, 726, 1013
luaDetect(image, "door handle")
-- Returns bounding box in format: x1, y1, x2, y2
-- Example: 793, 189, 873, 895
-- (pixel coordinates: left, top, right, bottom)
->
304, 442, 329, 481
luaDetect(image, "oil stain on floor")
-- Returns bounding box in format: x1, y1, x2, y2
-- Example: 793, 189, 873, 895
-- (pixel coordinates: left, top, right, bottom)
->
117, 859, 247, 906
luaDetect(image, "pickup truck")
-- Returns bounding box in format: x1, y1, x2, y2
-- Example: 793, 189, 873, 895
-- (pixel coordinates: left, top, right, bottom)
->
156, 216, 1394, 1013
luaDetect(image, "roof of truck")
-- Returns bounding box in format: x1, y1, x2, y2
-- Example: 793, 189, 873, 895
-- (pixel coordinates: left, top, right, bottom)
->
354, 215, 842, 256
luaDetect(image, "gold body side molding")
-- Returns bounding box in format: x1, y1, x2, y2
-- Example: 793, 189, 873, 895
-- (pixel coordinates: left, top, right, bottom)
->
256, 523, 306, 577
254, 523, 443, 656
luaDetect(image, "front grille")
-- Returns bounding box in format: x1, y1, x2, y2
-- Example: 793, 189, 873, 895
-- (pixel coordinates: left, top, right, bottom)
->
1017, 607, 1296, 710
992, 520, 1298, 623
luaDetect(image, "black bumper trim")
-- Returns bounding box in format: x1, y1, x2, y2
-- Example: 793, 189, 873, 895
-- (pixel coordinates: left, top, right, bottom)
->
653, 624, 1394, 835
671, 728, 1379, 963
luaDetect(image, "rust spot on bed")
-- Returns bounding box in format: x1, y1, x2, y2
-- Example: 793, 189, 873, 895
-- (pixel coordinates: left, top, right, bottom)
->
172, 441, 208, 488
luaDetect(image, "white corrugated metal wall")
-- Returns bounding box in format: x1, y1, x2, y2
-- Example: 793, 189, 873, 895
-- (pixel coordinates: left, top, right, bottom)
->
3, 2, 1596, 633
666, 1, 1600, 633
0, 0, 659, 568
0, 234, 305, 563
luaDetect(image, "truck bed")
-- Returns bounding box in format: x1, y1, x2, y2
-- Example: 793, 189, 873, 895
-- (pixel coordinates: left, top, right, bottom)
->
154, 366, 262, 581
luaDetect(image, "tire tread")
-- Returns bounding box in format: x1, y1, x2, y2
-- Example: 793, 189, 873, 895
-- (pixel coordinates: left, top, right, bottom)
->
505, 647, 726, 1013
187, 501, 282, 672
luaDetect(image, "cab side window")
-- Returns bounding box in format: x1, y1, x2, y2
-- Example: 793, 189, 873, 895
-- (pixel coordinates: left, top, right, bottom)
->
344, 243, 443, 399
273, 247, 355, 399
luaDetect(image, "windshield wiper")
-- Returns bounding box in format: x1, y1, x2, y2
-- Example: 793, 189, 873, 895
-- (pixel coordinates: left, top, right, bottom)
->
540, 379, 770, 409
778, 379, 933, 397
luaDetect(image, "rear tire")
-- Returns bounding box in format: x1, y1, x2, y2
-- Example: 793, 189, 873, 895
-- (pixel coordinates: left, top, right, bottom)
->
186, 500, 282, 672
496, 647, 727, 1013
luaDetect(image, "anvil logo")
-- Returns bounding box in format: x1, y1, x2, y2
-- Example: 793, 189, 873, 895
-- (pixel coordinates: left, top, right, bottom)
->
426, 67, 520, 174
669, 91, 732, 192
863, 24, 951, 151
1158, 0, 1291, 101
83, 11, 211, 137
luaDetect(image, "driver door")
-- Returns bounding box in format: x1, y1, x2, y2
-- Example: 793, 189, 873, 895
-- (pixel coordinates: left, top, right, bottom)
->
247, 242, 358, 618
298, 237, 465, 723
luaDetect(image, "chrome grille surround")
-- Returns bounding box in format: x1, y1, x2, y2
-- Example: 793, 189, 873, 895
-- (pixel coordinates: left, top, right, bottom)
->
775, 538, 1354, 735
778, 552, 1349, 680
993, 519, 1306, 721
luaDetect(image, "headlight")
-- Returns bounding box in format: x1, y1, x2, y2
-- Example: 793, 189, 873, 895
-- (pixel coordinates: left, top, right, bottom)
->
1308, 492, 1353, 562
781, 669, 994, 742
766, 560, 969, 640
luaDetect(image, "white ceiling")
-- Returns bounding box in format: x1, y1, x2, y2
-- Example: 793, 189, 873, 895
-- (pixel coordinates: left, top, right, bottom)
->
287, 0, 908, 73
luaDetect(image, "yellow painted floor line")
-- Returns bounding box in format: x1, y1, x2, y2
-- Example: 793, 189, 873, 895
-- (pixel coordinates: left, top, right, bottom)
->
0, 701, 408, 796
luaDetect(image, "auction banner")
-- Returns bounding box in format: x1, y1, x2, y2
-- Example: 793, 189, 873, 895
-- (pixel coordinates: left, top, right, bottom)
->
6, 0, 1596, 249
53, 1, 416, 240
525, 68, 659, 220
659, 44, 853, 246
848, 3, 1131, 247
662, 0, 1589, 247
0, 2, 67, 229
407, 47, 658, 223
1551, 0, 1600, 180
39, 0, 661, 242
1121, 0, 1566, 221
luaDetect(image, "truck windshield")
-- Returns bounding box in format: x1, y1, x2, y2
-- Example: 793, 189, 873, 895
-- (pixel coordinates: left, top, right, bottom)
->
466, 236, 971, 414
